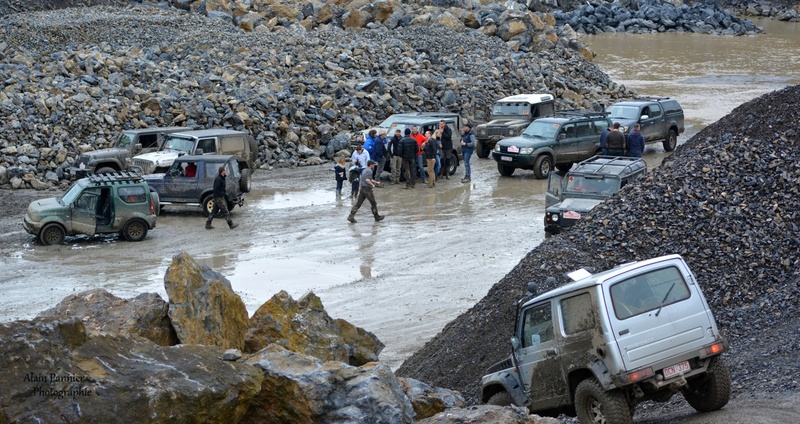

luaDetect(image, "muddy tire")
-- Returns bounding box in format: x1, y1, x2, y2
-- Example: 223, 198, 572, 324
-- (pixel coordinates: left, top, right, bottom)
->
487, 391, 513, 407
497, 163, 515, 177
96, 166, 116, 174
533, 155, 553, 179
575, 379, 632, 424
122, 219, 148, 242
663, 129, 678, 152
240, 168, 251, 193
149, 190, 160, 216
476, 141, 490, 159
555, 162, 573, 173
39, 223, 65, 245
202, 195, 216, 217
447, 155, 459, 175
682, 357, 731, 412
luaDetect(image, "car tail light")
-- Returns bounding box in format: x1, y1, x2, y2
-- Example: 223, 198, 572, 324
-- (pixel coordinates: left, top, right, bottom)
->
150, 200, 155, 215
705, 343, 724, 355
622, 367, 653, 383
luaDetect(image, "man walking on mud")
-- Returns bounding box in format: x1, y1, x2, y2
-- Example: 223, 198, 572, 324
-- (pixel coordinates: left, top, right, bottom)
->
347, 160, 384, 223
205, 166, 238, 230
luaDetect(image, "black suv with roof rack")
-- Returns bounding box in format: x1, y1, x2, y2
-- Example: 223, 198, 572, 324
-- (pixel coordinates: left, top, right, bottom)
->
544, 156, 647, 236
492, 111, 611, 179
23, 172, 159, 245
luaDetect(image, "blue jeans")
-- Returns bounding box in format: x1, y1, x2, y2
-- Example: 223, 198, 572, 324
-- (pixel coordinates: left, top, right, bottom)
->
415, 155, 425, 178
628, 151, 642, 158
434, 155, 441, 176
463, 149, 473, 177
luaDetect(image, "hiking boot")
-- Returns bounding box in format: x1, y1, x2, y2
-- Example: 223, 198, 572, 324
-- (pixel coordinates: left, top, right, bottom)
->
445, 175, 450, 180
461, 176, 470, 183
374, 215, 385, 222
228, 222, 239, 229
347, 215, 357, 223
205, 223, 214, 230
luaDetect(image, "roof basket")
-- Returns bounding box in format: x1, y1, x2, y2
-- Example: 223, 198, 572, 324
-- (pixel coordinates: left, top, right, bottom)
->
555, 110, 609, 119
87, 171, 143, 185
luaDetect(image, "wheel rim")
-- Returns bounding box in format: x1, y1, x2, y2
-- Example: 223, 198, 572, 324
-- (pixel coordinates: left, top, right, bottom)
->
127, 222, 145, 239
205, 199, 215, 215
588, 397, 606, 424
541, 159, 552, 175
42, 226, 63, 244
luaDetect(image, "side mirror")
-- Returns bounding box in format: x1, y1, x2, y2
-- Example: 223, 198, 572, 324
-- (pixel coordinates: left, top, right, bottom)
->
194, 149, 204, 155
511, 336, 521, 351
558, 133, 566, 140
640, 115, 649, 120
133, 143, 142, 152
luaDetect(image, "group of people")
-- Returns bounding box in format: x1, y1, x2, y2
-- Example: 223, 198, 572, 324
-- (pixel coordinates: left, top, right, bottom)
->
600, 122, 645, 158
340, 120, 478, 223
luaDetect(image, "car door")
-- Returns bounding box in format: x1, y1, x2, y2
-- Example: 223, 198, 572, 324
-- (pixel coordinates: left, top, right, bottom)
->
162, 162, 199, 202
554, 123, 578, 162
71, 187, 100, 236
573, 121, 596, 159
639, 104, 664, 142
516, 301, 566, 410
545, 171, 564, 208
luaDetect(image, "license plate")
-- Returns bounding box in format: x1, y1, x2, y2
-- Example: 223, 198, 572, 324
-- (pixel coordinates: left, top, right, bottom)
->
663, 361, 691, 379
563, 211, 581, 220
507, 146, 520, 153
501, 156, 513, 162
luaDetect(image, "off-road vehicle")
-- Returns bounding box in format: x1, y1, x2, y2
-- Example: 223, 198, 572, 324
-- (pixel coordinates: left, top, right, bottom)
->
68, 127, 187, 178
492, 111, 611, 179
131, 129, 257, 188
544, 156, 647, 236
606, 97, 685, 152
481, 255, 730, 424
23, 172, 158, 245
475, 93, 556, 158
143, 155, 245, 217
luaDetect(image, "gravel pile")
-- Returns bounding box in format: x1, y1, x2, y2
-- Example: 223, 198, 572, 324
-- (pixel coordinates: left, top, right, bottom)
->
398, 85, 800, 406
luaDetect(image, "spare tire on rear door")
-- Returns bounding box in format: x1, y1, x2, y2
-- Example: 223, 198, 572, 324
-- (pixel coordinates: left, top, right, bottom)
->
240, 169, 251, 193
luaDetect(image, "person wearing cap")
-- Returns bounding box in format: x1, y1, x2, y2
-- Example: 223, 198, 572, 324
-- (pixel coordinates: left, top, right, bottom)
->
347, 160, 384, 223
460, 123, 477, 183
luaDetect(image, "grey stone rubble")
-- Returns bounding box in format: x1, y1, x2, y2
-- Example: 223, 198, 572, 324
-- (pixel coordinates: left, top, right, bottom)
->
398, 84, 800, 414
723, 0, 800, 22
0, 2, 635, 189
554, 0, 763, 35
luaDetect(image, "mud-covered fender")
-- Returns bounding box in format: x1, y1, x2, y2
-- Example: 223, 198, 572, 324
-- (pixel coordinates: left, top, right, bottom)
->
587, 356, 615, 390
481, 369, 528, 406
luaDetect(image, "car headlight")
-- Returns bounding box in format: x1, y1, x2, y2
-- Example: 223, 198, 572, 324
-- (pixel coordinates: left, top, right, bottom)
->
494, 144, 501, 151
519, 147, 534, 154
551, 214, 559, 221
507, 128, 517, 136
478, 129, 486, 136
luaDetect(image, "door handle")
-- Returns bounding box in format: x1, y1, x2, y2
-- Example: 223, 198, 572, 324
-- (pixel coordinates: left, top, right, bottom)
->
546, 349, 558, 357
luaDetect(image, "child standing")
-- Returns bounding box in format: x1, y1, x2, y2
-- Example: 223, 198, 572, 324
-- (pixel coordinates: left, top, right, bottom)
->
334, 157, 347, 196
348, 160, 362, 199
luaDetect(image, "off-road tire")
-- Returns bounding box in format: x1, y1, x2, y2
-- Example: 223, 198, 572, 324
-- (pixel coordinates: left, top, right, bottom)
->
240, 169, 252, 193
664, 129, 678, 152
202, 194, 216, 217
122, 219, 148, 242
96, 166, 116, 174
556, 162, 573, 173
497, 163, 515, 177
533, 155, 554, 179
39, 223, 65, 245
487, 391, 513, 407
476, 141, 490, 159
682, 356, 731, 412
447, 155, 459, 175
575, 379, 632, 424
149, 190, 160, 216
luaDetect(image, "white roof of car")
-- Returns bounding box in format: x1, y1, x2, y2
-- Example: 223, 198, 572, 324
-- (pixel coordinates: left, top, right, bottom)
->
497, 94, 555, 104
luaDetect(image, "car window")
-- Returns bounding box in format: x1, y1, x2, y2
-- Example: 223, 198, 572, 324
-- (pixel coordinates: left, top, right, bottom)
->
197, 138, 216, 154
139, 134, 159, 149
561, 124, 576, 140
163, 136, 194, 152
561, 293, 595, 335
536, 102, 555, 117
607, 105, 639, 120
117, 133, 134, 148
492, 102, 530, 116
610, 266, 692, 320
220, 137, 245, 155
74, 188, 100, 211
205, 162, 221, 179
663, 100, 681, 114
594, 119, 610, 134
521, 303, 554, 348
523, 121, 560, 139
649, 104, 663, 118
118, 186, 147, 204
575, 121, 592, 138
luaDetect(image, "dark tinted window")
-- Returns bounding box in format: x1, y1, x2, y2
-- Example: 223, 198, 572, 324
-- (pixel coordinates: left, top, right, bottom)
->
197, 138, 216, 154
139, 134, 159, 149
662, 100, 681, 115
118, 186, 147, 204
649, 104, 663, 118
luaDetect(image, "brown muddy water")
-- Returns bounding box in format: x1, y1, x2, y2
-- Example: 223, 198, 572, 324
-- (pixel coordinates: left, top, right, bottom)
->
1, 17, 798, 370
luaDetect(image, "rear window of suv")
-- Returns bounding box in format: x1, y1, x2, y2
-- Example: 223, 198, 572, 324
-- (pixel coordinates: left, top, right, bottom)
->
118, 186, 147, 204
610, 266, 691, 320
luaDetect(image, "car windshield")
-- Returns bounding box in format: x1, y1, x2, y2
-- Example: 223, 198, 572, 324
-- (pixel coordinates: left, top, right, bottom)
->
162, 136, 195, 152
116, 132, 135, 148
378, 115, 407, 128
60, 180, 87, 205
607, 105, 640, 119
522, 121, 560, 139
564, 175, 620, 195
492, 102, 530, 116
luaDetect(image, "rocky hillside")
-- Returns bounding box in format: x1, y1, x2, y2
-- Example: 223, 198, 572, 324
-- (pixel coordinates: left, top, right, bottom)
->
397, 84, 800, 404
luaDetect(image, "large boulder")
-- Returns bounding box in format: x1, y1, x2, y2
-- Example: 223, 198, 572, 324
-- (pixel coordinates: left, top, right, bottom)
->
37, 288, 178, 346
418, 404, 560, 423
399, 377, 465, 420
245, 291, 384, 366
241, 344, 414, 423
0, 317, 263, 423
164, 252, 249, 350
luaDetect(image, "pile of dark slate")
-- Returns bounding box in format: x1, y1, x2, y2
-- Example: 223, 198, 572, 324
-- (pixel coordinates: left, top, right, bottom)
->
398, 84, 800, 408
0, 3, 635, 189
723, 0, 800, 21
555, 0, 763, 35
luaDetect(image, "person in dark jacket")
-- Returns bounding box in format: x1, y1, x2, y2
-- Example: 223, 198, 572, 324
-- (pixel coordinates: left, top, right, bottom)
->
605, 122, 626, 156
460, 123, 477, 183
205, 165, 238, 230
388, 129, 403, 184
627, 123, 645, 157
399, 128, 419, 189
423, 130, 441, 187
438, 120, 453, 179
599, 127, 610, 156
347, 160, 384, 223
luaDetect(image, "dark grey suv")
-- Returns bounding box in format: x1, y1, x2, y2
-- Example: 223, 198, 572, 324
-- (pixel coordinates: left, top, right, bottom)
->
143, 155, 245, 216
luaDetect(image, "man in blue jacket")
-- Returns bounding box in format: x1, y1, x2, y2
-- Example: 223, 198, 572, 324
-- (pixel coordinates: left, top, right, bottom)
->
627, 123, 645, 158
460, 123, 476, 183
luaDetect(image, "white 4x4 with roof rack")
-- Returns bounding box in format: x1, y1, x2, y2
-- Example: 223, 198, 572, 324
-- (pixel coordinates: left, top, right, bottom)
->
475, 94, 556, 159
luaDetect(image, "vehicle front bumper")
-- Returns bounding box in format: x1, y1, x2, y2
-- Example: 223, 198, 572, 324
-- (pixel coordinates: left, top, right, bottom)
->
22, 216, 42, 236
492, 152, 536, 167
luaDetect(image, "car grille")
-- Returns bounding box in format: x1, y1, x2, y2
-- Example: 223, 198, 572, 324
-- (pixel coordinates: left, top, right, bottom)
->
132, 159, 155, 174
486, 127, 507, 137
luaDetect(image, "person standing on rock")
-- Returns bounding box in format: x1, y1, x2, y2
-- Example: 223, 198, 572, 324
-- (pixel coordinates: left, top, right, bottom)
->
347, 160, 384, 223
205, 166, 238, 230
605, 122, 626, 157
438, 120, 453, 180
460, 123, 477, 183
627, 123, 645, 158
399, 128, 419, 189
388, 129, 403, 184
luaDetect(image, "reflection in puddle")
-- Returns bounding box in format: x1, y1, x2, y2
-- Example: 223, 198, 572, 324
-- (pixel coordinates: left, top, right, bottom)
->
251, 189, 335, 210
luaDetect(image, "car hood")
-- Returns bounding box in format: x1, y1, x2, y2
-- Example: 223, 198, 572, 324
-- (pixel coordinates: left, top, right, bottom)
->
547, 197, 606, 213
27, 197, 67, 215
133, 150, 181, 164
497, 135, 552, 149
481, 118, 530, 127
81, 147, 127, 160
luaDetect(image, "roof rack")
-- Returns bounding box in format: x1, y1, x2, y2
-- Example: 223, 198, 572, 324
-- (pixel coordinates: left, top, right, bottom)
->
633, 96, 672, 101
573, 156, 646, 175
554, 110, 609, 119
87, 171, 144, 185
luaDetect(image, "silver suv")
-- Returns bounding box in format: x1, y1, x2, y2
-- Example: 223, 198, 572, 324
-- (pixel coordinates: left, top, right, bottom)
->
481, 255, 730, 424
